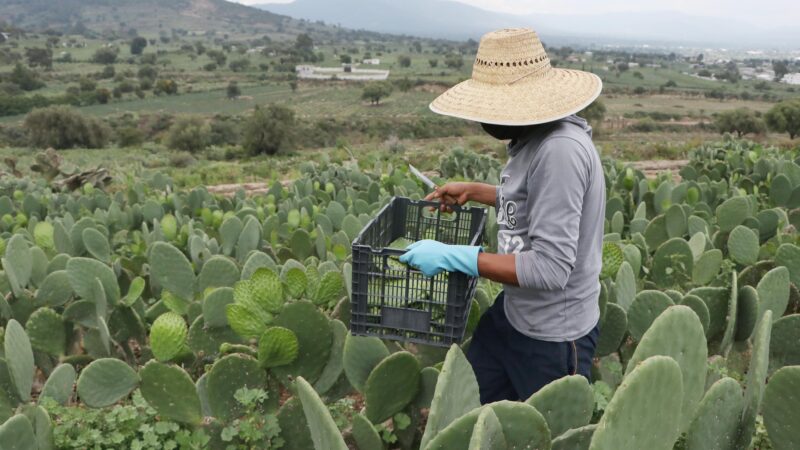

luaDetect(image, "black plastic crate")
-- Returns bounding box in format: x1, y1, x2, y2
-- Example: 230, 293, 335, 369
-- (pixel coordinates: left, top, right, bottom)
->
351, 197, 487, 347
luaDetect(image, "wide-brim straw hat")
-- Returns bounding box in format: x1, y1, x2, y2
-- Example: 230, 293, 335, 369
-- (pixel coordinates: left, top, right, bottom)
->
430, 28, 602, 126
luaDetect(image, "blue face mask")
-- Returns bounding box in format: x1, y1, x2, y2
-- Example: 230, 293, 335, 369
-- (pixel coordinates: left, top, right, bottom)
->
480, 123, 532, 141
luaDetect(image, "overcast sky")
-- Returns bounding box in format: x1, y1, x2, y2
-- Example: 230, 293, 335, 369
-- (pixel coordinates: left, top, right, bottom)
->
233, 0, 798, 28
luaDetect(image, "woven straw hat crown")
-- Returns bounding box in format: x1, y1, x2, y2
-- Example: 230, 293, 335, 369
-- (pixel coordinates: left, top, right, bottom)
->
472, 28, 552, 85
430, 28, 602, 126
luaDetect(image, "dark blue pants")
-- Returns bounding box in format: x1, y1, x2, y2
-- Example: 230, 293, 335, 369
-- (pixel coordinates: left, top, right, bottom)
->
466, 293, 599, 404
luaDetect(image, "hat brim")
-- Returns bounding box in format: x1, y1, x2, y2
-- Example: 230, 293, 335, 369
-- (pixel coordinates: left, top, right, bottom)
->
429, 68, 602, 126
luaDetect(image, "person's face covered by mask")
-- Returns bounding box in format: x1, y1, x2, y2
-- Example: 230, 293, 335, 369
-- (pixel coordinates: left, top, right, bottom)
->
480, 123, 533, 141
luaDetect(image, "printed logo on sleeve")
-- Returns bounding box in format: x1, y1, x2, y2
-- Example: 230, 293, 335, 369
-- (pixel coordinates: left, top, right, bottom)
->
497, 175, 517, 230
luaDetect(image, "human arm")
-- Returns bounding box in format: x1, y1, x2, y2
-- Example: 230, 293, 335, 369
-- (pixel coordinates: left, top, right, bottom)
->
424, 182, 497, 211
514, 138, 589, 290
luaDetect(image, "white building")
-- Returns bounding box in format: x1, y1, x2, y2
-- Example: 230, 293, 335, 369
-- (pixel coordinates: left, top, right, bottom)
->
782, 73, 800, 85
362, 58, 380, 65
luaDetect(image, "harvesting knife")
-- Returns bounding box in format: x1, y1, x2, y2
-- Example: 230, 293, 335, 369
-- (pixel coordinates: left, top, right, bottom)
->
409, 164, 437, 190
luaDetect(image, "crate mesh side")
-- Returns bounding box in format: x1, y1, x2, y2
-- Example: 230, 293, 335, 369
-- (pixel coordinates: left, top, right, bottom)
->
351, 198, 485, 347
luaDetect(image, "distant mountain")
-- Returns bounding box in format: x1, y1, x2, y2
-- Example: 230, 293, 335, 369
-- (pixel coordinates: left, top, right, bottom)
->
0, 0, 287, 34
256, 0, 534, 40
255, 0, 800, 48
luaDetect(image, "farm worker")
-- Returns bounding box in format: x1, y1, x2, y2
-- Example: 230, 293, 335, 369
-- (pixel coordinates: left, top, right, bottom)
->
400, 28, 604, 403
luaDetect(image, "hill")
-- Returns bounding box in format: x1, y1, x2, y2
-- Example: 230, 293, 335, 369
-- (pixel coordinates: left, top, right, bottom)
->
256, 0, 800, 48
0, 0, 292, 37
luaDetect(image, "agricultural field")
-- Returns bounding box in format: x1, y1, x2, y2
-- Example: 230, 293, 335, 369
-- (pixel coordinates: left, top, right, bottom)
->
0, 138, 798, 449
2, 0, 800, 448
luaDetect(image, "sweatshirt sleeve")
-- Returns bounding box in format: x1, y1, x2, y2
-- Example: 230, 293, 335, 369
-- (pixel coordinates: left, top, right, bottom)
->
515, 137, 590, 290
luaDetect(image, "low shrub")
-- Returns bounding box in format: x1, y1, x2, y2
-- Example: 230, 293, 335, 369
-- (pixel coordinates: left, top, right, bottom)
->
23, 105, 110, 149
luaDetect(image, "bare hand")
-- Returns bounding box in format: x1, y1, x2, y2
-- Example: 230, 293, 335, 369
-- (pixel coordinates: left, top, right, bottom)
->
425, 182, 473, 212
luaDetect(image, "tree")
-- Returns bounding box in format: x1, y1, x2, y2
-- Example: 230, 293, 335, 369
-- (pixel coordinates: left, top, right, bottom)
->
398, 55, 411, 68
226, 81, 241, 99
444, 54, 464, 69
9, 63, 45, 91
130, 37, 147, 55
340, 54, 352, 64
242, 104, 297, 155
92, 47, 119, 64
23, 106, 110, 149
714, 108, 766, 138
154, 79, 178, 95
765, 99, 800, 139
577, 100, 607, 128
167, 117, 211, 152
207, 50, 227, 66
362, 81, 393, 105
25, 47, 52, 69
229, 58, 250, 72
429, 58, 438, 68
772, 60, 789, 82
295, 33, 313, 52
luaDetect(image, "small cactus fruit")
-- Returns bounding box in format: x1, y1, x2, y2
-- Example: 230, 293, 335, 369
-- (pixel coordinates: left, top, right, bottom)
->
364, 351, 420, 424
258, 327, 299, 368
139, 361, 202, 425
684, 377, 744, 450
420, 344, 481, 450
295, 376, 348, 450
589, 356, 683, 450
526, 375, 594, 437
150, 312, 188, 362
600, 242, 624, 279
762, 366, 800, 450
76, 358, 139, 408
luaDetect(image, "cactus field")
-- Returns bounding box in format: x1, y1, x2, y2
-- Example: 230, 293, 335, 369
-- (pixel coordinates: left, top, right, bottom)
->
0, 138, 799, 449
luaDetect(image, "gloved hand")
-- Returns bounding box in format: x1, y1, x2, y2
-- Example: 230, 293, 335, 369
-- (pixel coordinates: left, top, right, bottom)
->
399, 240, 482, 278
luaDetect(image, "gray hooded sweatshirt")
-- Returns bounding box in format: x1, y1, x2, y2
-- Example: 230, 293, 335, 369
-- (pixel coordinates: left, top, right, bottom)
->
495, 114, 604, 342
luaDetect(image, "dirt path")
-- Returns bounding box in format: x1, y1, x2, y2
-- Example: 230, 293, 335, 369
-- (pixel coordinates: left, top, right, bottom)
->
630, 159, 688, 179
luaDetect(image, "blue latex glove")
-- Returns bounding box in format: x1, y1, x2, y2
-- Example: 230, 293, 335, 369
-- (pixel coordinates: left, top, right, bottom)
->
399, 239, 482, 278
